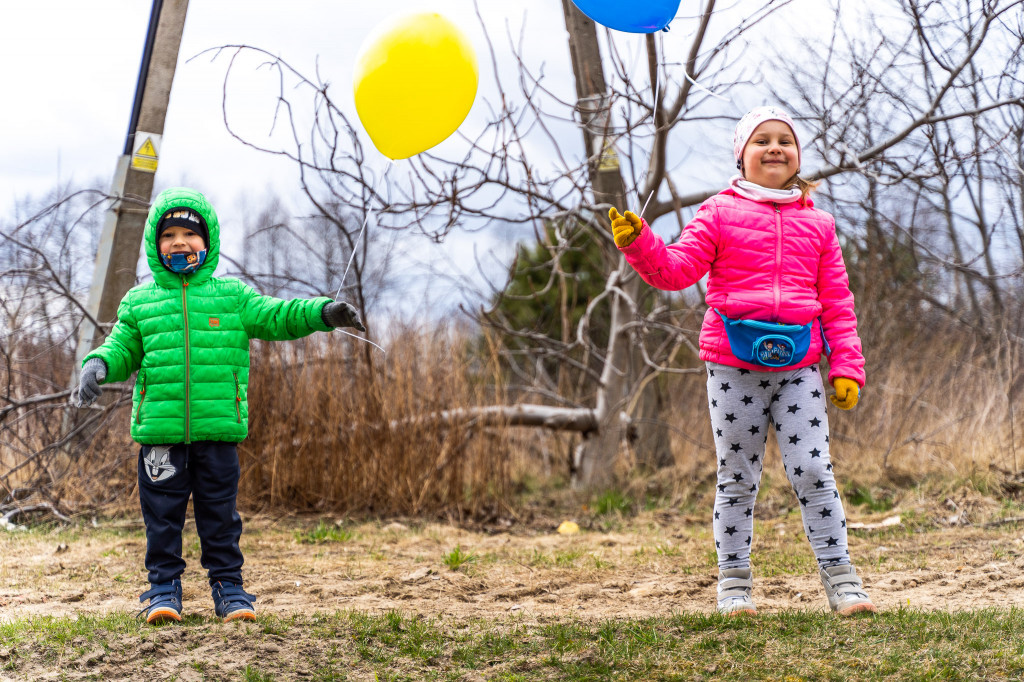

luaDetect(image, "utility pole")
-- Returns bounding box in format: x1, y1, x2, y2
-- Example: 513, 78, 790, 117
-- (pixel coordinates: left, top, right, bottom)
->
561, 0, 671, 487
72, 0, 189, 380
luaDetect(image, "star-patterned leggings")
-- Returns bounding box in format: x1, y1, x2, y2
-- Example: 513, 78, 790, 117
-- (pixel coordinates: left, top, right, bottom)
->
706, 362, 850, 571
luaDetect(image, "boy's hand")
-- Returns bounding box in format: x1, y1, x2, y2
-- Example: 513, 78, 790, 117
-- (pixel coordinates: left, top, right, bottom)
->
829, 377, 859, 410
75, 358, 108, 407
322, 301, 366, 332
608, 207, 644, 248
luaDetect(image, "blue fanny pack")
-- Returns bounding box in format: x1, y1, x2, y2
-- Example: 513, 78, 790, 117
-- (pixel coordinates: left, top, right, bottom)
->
715, 309, 830, 368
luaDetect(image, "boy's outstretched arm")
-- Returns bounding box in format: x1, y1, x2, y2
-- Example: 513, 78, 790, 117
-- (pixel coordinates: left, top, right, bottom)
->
237, 282, 336, 341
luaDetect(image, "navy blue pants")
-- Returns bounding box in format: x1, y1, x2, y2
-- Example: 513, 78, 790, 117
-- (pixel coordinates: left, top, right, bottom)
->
138, 441, 244, 586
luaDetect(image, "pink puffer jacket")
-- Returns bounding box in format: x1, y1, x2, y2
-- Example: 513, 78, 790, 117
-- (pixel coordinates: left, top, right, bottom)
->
619, 189, 865, 386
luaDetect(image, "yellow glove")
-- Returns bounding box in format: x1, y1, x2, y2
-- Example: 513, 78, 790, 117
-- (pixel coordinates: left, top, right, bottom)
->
608, 207, 644, 248
829, 377, 860, 410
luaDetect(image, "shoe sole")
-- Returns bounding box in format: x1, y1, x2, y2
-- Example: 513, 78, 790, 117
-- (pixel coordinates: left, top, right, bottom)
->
724, 608, 757, 616
222, 609, 256, 623
146, 608, 182, 624
837, 603, 878, 616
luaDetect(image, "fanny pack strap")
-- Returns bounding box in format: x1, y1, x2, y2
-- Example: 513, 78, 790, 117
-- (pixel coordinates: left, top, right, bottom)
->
819, 320, 831, 357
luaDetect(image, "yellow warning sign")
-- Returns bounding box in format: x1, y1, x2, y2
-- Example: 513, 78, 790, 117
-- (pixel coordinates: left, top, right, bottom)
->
137, 138, 157, 157
131, 132, 161, 173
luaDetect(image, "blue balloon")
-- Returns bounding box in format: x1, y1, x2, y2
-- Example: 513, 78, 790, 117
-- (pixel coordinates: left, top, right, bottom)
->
570, 0, 681, 33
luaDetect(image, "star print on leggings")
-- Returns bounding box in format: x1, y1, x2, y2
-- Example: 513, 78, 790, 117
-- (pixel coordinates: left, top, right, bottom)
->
708, 362, 848, 571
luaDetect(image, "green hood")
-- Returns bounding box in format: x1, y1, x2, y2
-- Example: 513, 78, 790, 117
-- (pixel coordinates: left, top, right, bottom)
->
145, 187, 221, 288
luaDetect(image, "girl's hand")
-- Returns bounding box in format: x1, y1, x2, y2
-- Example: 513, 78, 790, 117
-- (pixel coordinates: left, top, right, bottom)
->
829, 377, 859, 410
608, 207, 643, 247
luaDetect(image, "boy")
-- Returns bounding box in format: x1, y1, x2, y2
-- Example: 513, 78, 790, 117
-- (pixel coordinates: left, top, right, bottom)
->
75, 187, 364, 623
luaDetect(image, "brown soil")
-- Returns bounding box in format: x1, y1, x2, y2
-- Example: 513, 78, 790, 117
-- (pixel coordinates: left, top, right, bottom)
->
1, 503, 1023, 680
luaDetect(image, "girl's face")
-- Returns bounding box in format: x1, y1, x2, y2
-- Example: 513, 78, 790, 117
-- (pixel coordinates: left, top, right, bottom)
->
740, 120, 799, 189
158, 225, 205, 255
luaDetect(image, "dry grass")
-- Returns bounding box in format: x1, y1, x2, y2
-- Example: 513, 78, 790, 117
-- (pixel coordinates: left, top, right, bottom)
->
239, 324, 514, 517
644, 313, 1024, 513
4, 313, 1024, 520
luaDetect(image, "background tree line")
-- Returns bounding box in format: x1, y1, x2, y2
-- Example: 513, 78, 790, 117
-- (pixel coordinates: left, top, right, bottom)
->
2, 0, 1023, 524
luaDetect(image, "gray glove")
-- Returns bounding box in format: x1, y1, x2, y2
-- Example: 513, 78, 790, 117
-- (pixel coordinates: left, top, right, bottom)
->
76, 358, 108, 407
322, 301, 366, 332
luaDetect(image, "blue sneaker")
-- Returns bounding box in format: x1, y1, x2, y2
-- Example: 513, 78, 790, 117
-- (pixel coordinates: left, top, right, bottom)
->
139, 580, 182, 624
211, 581, 256, 622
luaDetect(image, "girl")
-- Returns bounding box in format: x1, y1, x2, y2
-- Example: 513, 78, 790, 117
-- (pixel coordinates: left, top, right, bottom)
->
610, 106, 876, 616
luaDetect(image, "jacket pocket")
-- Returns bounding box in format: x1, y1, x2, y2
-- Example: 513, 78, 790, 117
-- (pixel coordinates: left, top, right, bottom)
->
135, 371, 147, 425
232, 372, 242, 423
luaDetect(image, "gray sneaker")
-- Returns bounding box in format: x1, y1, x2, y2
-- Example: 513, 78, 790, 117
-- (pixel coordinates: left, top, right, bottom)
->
717, 567, 757, 615
819, 564, 877, 615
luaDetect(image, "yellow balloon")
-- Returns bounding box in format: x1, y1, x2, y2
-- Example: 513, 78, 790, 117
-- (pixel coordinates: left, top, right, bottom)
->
354, 12, 479, 160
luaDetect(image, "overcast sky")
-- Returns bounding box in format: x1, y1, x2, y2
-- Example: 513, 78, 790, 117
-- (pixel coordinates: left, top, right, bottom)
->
2, 0, 830, 314
2, 1, 575, 210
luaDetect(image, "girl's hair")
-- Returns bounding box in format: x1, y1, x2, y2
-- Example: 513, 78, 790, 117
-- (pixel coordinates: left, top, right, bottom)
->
785, 173, 819, 201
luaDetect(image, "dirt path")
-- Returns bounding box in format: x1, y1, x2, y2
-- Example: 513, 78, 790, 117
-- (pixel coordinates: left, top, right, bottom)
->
2, 508, 1022, 624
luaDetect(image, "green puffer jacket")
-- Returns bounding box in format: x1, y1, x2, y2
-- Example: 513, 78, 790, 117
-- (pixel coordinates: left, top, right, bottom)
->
83, 187, 333, 444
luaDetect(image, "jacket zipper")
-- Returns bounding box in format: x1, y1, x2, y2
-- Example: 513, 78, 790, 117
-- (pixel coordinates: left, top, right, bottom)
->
135, 372, 146, 424
773, 202, 782, 321
233, 372, 242, 423
182, 279, 191, 443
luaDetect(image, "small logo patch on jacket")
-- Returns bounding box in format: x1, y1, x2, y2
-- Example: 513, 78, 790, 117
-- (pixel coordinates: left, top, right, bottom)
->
209, 317, 220, 327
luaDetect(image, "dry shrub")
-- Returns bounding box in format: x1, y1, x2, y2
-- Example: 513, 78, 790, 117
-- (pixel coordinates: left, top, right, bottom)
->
3, 323, 514, 520
239, 323, 513, 517
648, 310, 1024, 508
0, 338, 137, 515
6, 309, 1024, 521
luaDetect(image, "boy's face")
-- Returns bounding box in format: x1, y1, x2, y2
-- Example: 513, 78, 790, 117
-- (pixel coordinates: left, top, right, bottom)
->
159, 225, 205, 255
741, 120, 799, 189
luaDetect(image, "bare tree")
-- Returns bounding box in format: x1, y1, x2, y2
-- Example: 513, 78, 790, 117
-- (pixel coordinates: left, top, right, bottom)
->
0, 188, 125, 523
200, 0, 1024, 488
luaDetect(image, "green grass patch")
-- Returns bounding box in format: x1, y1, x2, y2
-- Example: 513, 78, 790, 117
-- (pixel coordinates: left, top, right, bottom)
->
295, 520, 354, 545
4, 609, 1024, 680
243, 664, 276, 681
442, 545, 477, 571
593, 489, 633, 516
845, 485, 895, 512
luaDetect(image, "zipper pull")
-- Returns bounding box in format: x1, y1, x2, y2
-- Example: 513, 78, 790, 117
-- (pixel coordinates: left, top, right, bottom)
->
773, 202, 781, 213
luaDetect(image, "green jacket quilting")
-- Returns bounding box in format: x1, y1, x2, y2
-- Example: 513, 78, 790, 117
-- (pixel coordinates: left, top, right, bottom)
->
83, 187, 332, 444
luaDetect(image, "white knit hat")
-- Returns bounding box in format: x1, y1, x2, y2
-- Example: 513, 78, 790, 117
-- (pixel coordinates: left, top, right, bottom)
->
733, 106, 801, 168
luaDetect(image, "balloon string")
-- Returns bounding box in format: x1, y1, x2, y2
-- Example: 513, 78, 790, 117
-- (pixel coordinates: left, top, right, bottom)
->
333, 327, 386, 353
335, 159, 394, 301
331, 159, 392, 355
637, 35, 662, 221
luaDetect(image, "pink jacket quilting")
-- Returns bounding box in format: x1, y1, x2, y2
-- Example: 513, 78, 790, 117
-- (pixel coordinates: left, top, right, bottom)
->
619, 189, 865, 386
